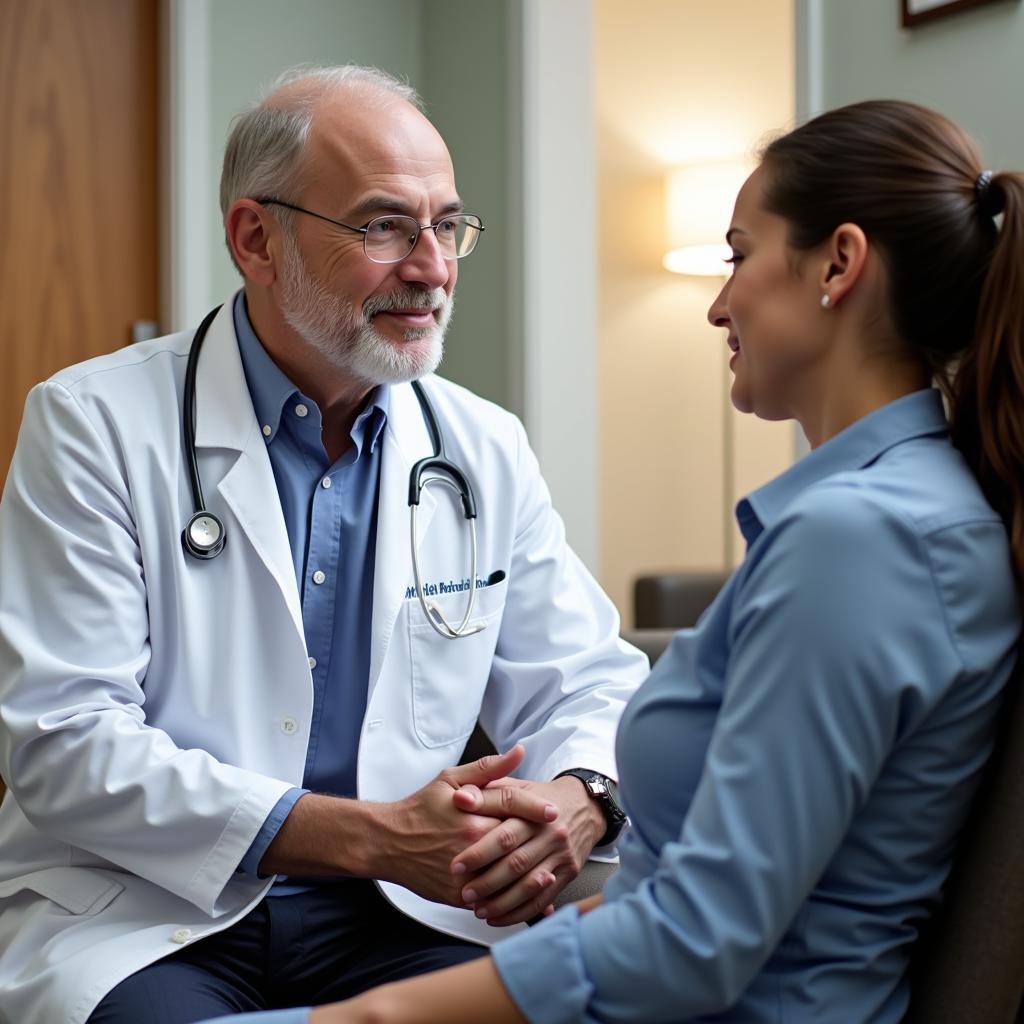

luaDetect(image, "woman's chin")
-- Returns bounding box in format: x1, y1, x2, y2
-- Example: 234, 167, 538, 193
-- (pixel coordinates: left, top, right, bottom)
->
729, 383, 755, 416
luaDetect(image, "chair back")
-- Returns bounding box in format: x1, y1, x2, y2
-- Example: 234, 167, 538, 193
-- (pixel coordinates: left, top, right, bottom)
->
904, 661, 1024, 1022
633, 572, 728, 629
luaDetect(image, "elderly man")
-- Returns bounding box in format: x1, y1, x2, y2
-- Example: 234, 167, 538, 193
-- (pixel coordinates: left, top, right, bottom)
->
0, 66, 645, 1023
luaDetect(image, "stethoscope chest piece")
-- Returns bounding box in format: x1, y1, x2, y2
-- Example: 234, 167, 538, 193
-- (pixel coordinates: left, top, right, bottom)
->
181, 305, 227, 562
182, 511, 226, 560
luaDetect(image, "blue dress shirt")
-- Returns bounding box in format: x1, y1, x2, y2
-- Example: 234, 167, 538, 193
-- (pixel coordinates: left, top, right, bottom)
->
492, 390, 1020, 1023
230, 293, 389, 887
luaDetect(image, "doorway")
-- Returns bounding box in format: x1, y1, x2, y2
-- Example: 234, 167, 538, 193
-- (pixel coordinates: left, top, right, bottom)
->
0, 0, 159, 483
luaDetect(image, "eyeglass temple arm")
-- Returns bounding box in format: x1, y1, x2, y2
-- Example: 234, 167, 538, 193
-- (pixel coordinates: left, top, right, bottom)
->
252, 198, 367, 236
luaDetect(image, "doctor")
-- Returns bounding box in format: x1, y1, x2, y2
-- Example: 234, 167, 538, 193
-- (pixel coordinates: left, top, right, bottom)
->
0, 65, 646, 1024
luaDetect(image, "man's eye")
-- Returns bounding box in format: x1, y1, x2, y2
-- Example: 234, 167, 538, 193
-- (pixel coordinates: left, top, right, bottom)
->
435, 219, 457, 235
368, 219, 399, 235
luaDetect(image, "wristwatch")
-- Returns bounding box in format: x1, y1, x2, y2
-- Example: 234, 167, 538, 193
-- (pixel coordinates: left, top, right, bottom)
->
554, 768, 627, 847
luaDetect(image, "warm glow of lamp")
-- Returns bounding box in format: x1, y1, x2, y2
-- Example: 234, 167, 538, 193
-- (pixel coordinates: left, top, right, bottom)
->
663, 160, 751, 276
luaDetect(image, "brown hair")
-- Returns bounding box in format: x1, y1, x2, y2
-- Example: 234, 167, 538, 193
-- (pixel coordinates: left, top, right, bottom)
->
760, 100, 1024, 579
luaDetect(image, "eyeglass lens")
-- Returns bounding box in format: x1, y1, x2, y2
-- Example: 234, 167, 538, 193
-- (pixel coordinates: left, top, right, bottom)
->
364, 215, 481, 263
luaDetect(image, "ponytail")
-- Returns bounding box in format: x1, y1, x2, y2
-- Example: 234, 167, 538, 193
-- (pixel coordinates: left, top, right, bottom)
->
950, 173, 1024, 582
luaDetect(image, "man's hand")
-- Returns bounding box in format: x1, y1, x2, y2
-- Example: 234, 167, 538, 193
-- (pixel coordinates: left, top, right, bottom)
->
373, 746, 560, 908
449, 774, 605, 926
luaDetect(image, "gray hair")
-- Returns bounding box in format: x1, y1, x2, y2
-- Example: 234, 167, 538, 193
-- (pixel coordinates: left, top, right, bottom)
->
219, 65, 422, 270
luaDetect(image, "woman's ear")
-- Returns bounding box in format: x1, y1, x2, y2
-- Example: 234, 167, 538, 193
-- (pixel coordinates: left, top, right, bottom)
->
818, 222, 868, 308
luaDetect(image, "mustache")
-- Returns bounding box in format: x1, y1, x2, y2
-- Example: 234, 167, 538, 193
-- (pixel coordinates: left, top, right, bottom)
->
363, 288, 447, 318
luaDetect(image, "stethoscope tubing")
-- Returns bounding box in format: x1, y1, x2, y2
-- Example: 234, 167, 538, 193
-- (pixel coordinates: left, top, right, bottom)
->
408, 379, 482, 639
181, 307, 484, 638
410, 478, 482, 639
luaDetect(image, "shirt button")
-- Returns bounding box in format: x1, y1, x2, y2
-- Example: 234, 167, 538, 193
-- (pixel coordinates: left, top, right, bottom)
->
170, 928, 192, 944
295, 403, 309, 418
321, 477, 332, 489
308, 656, 317, 670
262, 424, 272, 438
281, 717, 298, 735
312, 570, 326, 585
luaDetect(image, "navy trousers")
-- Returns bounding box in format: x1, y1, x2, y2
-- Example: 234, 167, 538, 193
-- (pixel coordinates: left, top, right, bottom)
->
87, 881, 486, 1023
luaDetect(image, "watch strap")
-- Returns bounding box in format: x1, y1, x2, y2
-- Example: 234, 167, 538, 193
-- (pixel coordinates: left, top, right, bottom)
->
554, 767, 627, 847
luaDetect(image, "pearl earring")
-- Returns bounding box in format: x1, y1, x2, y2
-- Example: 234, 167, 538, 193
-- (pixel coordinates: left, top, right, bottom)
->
820, 294, 831, 309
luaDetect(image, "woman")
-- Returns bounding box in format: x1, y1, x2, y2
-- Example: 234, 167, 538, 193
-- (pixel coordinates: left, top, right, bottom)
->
206, 99, 1024, 1023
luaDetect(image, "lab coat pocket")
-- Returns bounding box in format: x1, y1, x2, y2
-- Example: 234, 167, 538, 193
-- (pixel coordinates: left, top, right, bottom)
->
0, 866, 125, 916
408, 579, 507, 748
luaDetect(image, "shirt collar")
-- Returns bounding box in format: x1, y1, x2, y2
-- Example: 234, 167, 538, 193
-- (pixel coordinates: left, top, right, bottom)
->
358, 387, 391, 456
737, 389, 950, 547
232, 290, 390, 454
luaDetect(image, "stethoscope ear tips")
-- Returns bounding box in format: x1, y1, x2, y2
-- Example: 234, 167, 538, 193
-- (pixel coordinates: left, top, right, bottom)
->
182, 511, 226, 560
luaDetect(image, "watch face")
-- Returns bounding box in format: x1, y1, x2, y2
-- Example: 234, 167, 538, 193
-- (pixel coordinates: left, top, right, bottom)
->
559, 769, 626, 825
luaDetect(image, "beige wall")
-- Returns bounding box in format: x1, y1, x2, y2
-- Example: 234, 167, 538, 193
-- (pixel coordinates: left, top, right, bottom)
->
594, 0, 795, 624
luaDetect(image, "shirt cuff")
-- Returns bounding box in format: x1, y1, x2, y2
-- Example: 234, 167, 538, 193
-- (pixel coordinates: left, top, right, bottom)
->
237, 787, 308, 877
199, 1010, 311, 1024
491, 907, 593, 1024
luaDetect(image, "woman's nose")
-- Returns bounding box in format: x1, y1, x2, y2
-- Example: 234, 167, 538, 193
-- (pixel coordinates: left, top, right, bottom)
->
707, 279, 731, 328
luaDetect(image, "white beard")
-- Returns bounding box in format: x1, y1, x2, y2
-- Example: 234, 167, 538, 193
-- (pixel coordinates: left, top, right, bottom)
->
278, 230, 453, 386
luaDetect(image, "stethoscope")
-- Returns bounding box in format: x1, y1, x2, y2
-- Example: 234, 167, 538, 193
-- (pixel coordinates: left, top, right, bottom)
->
181, 305, 484, 639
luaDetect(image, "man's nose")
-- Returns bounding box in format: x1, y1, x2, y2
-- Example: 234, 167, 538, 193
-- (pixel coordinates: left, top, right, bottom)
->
397, 227, 452, 290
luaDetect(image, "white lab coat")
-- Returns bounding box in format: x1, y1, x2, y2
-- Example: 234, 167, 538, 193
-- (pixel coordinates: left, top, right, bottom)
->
0, 303, 647, 1024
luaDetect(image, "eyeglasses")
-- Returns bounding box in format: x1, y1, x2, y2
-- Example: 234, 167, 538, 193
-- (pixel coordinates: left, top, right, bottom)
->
254, 198, 485, 264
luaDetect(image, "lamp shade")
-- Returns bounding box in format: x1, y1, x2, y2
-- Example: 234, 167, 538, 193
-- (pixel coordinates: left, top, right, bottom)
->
664, 160, 751, 276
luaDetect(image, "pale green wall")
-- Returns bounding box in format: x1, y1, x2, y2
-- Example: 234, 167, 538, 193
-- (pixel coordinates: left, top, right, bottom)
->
206, 0, 423, 301
821, 0, 1024, 169
205, 0, 511, 408
420, 1, 509, 410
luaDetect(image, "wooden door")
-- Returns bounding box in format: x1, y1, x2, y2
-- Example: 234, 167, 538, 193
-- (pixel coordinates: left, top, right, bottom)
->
0, 0, 158, 804
0, 0, 159, 484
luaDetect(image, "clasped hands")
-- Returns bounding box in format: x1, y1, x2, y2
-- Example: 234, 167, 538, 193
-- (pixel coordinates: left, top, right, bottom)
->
380, 746, 605, 926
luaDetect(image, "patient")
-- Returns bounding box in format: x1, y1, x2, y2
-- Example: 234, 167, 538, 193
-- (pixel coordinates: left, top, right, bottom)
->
203, 99, 1024, 1023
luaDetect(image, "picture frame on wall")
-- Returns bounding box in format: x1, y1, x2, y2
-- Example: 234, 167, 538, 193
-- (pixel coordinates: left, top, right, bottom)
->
902, 0, 1018, 27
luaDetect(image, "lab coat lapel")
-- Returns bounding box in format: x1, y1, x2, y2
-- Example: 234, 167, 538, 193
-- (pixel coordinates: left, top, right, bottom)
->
368, 381, 437, 697
192, 302, 304, 642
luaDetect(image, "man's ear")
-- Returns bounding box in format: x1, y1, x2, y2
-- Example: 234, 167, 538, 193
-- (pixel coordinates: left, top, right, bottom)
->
818, 222, 868, 307
225, 200, 279, 286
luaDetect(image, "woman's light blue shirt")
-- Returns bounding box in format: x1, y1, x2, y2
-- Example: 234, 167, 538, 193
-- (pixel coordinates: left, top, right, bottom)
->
493, 389, 1020, 1023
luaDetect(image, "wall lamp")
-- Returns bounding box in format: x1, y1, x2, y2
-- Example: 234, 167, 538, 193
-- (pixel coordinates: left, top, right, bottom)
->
662, 160, 750, 276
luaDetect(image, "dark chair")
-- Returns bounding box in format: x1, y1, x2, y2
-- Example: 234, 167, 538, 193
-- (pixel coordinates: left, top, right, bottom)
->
904, 663, 1024, 1022
633, 571, 729, 629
